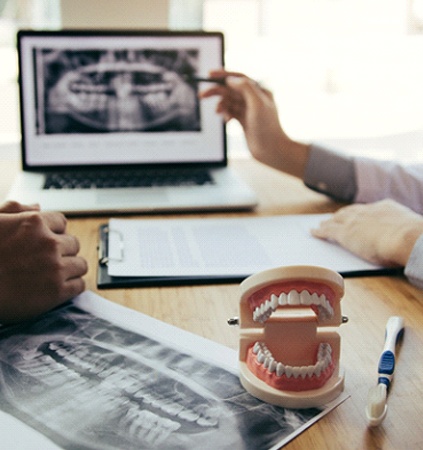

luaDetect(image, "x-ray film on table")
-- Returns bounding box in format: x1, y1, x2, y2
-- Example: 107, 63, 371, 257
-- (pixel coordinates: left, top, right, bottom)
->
0, 291, 347, 449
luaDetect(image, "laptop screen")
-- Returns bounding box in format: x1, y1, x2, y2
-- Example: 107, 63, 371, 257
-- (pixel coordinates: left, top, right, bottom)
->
18, 30, 226, 169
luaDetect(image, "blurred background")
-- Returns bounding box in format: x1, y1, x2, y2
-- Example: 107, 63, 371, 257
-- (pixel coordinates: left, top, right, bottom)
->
1, 0, 423, 160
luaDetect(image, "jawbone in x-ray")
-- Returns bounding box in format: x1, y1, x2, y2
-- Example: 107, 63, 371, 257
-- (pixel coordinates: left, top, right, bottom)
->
37, 48, 201, 134
0, 303, 320, 450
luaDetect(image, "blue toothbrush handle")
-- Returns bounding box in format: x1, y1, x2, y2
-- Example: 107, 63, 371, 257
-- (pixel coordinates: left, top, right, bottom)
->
378, 351, 395, 387
377, 316, 404, 388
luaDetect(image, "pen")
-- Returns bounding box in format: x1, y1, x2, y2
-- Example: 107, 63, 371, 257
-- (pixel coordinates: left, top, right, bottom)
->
365, 316, 404, 427
184, 75, 226, 85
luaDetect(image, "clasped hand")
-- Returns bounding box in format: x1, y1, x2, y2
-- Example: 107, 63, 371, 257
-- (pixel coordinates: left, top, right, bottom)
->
0, 201, 88, 324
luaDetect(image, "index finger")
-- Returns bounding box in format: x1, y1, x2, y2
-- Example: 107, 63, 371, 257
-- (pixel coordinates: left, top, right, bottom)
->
208, 69, 248, 79
199, 84, 230, 99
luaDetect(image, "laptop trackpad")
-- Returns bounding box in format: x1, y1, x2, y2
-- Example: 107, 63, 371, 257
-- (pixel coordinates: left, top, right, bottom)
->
96, 189, 168, 205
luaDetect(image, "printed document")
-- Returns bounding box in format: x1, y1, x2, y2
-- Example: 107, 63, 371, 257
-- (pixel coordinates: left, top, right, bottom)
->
107, 214, 381, 277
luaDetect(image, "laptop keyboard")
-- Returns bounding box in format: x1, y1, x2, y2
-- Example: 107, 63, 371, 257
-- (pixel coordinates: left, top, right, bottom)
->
43, 168, 215, 189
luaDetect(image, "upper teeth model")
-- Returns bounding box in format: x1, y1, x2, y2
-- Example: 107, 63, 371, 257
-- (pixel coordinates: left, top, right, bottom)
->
238, 265, 346, 409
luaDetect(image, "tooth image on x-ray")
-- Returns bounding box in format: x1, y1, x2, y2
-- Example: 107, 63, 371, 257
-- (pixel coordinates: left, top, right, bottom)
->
36, 48, 201, 134
0, 304, 321, 449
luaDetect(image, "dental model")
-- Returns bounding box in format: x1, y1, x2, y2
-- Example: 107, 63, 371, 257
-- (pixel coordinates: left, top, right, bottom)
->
238, 265, 346, 409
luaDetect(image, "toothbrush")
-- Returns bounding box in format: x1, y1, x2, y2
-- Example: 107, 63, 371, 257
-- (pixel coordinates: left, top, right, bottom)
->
365, 316, 404, 427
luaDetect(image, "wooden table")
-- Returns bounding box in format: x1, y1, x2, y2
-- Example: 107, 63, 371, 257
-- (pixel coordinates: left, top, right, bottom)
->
3, 157, 423, 449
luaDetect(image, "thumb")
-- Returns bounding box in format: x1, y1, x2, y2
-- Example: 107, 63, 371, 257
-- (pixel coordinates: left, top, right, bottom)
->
0, 201, 40, 214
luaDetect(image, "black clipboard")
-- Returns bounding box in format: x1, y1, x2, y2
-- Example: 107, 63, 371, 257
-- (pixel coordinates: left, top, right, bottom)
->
97, 224, 247, 289
96, 224, 404, 289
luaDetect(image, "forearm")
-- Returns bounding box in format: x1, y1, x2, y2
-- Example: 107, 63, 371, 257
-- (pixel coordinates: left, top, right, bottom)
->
253, 136, 310, 179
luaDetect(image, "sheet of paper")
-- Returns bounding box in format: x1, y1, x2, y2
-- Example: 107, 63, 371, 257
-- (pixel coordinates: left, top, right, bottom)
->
0, 291, 348, 450
107, 214, 381, 277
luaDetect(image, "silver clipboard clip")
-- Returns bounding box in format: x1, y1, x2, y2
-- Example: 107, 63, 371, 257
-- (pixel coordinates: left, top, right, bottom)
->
98, 226, 124, 266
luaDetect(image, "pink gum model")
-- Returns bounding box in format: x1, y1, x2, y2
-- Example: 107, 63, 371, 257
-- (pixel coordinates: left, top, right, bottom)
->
238, 265, 346, 409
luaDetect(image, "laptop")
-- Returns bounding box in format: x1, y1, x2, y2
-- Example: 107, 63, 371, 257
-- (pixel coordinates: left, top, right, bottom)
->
8, 29, 258, 215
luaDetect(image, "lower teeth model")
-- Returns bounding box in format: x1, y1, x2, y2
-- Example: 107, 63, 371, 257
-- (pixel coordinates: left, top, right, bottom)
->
237, 265, 346, 409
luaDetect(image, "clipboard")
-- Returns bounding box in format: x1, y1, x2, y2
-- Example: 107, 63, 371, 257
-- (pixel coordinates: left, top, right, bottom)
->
97, 224, 247, 288
96, 224, 403, 289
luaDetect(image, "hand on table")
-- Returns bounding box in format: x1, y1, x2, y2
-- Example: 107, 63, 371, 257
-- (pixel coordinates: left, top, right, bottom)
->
0, 201, 88, 323
312, 199, 423, 267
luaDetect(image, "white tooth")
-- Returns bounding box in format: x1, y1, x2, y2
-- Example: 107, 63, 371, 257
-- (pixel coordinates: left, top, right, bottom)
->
253, 342, 260, 354
270, 294, 279, 309
197, 416, 218, 427
315, 361, 324, 377
311, 292, 320, 305
292, 367, 301, 378
142, 393, 155, 404
151, 398, 164, 409
178, 409, 199, 422
278, 293, 288, 305
133, 390, 145, 399
285, 365, 293, 378
260, 303, 266, 315
320, 343, 330, 357
288, 290, 300, 305
48, 343, 60, 351
319, 342, 328, 352
163, 418, 181, 432
306, 365, 315, 377
299, 367, 308, 379
269, 359, 277, 373
276, 362, 285, 376
300, 290, 312, 305
65, 370, 81, 381
264, 357, 270, 368
257, 351, 265, 364
264, 299, 271, 311
160, 402, 184, 416
313, 295, 321, 307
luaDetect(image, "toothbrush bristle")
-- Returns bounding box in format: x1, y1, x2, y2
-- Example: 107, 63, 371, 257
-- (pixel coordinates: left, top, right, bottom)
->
367, 384, 387, 417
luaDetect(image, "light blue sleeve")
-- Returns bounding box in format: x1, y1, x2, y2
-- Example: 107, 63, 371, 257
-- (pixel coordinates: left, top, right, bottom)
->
404, 234, 423, 289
